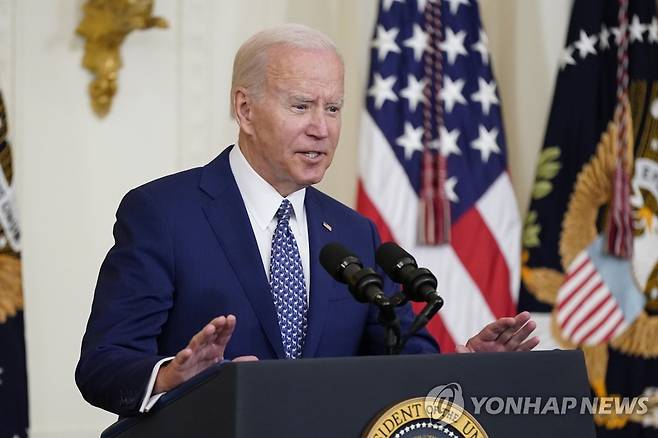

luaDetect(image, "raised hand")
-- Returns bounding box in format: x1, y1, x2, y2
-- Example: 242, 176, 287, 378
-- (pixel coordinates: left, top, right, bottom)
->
456, 311, 539, 353
154, 315, 257, 393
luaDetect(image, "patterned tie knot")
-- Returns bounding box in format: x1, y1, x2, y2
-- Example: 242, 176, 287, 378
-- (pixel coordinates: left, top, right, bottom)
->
276, 199, 294, 223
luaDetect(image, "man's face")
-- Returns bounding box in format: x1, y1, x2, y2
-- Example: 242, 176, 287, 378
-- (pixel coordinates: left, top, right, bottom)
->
239, 46, 344, 196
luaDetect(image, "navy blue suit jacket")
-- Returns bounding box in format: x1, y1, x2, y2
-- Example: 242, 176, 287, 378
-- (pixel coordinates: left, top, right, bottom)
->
76, 146, 438, 415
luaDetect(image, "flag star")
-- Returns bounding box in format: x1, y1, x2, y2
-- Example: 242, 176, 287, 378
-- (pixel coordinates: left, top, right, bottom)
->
440, 76, 467, 112
629, 15, 646, 42
368, 73, 398, 109
442, 175, 463, 207
440, 28, 468, 64
560, 45, 576, 69
430, 126, 461, 157
396, 122, 424, 160
403, 24, 429, 62
471, 77, 500, 115
471, 125, 501, 162
372, 25, 401, 61
472, 29, 489, 64
382, 0, 405, 11
400, 74, 427, 112
648, 18, 658, 43
574, 30, 597, 58
446, 0, 469, 15
611, 24, 628, 45
599, 24, 611, 50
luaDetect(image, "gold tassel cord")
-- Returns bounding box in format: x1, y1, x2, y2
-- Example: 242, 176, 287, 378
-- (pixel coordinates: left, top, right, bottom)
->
559, 116, 633, 271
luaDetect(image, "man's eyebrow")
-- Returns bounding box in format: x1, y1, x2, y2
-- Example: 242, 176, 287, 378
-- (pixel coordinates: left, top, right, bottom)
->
289, 95, 314, 103
288, 95, 344, 106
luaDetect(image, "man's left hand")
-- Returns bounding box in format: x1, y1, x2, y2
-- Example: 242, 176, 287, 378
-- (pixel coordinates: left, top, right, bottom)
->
456, 311, 539, 353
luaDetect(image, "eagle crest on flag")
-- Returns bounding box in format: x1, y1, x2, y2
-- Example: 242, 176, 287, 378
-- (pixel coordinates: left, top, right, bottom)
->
518, 0, 658, 430
522, 83, 658, 429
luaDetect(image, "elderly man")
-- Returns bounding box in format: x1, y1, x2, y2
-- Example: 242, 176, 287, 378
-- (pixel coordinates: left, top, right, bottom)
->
76, 24, 538, 416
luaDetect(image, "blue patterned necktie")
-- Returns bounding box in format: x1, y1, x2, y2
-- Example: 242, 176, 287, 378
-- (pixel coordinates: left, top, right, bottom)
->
269, 199, 308, 359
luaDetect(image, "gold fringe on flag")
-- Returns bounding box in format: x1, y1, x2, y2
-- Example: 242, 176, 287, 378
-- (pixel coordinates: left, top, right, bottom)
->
0, 253, 22, 323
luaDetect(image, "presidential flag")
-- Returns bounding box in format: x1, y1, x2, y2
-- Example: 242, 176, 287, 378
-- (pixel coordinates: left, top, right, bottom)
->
0, 89, 27, 437
357, 0, 520, 351
519, 0, 658, 434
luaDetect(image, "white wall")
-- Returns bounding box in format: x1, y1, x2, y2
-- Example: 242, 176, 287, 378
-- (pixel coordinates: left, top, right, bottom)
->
1, 0, 571, 436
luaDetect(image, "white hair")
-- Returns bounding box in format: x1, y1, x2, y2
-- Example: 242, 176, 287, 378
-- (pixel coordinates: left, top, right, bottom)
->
230, 23, 342, 119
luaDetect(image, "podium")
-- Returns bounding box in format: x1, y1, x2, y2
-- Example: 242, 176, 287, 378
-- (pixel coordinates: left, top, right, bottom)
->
101, 350, 595, 437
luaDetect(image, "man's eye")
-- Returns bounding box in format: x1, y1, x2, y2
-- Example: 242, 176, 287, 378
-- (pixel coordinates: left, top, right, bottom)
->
327, 106, 341, 113
293, 104, 307, 111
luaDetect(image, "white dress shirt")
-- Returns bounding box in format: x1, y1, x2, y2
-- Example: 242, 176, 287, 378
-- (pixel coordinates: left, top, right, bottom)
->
139, 144, 310, 412
229, 144, 311, 295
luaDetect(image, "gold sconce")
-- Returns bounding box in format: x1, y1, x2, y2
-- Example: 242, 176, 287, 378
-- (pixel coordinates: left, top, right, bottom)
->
76, 0, 168, 117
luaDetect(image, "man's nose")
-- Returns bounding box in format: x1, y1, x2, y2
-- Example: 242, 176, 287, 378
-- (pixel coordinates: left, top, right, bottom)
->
307, 109, 329, 139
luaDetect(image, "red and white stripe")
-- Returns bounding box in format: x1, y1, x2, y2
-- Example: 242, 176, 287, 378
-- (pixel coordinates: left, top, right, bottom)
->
357, 112, 520, 351
555, 251, 627, 346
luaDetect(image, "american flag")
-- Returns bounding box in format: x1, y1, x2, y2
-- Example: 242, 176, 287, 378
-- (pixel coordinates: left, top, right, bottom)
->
357, 0, 520, 351
555, 241, 629, 347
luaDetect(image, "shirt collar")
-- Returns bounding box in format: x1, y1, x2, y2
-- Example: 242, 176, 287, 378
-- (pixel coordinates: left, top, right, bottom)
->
229, 144, 306, 230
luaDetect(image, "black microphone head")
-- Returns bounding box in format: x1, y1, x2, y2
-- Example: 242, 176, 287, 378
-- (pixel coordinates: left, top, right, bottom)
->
319, 242, 362, 283
376, 242, 417, 281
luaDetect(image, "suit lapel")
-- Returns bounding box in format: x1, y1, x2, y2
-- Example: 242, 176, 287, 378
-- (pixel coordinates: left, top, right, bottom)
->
200, 147, 285, 359
302, 187, 337, 357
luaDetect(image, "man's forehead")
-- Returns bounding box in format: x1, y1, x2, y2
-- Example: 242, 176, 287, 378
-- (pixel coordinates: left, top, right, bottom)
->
262, 47, 344, 101
265, 45, 343, 79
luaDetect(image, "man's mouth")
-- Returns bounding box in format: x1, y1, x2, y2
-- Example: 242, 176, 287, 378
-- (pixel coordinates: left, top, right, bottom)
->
299, 151, 325, 159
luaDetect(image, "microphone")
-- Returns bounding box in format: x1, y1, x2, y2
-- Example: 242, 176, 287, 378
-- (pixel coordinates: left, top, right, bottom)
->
375, 242, 440, 303
319, 242, 389, 306
376, 242, 444, 350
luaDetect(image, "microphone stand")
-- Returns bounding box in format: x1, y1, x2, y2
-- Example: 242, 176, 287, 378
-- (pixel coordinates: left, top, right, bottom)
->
375, 297, 401, 355
393, 295, 443, 354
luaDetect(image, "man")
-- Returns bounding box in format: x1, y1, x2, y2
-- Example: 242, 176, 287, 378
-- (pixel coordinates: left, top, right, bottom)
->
76, 24, 538, 417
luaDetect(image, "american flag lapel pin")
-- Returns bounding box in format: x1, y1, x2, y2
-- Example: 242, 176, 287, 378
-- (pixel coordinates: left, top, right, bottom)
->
322, 221, 332, 232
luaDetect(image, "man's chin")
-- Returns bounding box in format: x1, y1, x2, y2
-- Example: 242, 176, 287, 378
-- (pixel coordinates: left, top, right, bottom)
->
294, 172, 326, 189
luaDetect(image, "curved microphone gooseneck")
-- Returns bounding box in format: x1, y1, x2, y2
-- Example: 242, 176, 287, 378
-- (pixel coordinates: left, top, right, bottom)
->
376, 242, 444, 353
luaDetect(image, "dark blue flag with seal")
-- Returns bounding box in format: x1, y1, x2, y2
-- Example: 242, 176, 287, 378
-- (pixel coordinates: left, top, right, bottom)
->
0, 90, 28, 437
519, 0, 658, 435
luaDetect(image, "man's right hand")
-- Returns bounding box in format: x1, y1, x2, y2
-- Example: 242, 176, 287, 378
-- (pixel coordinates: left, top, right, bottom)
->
154, 315, 258, 394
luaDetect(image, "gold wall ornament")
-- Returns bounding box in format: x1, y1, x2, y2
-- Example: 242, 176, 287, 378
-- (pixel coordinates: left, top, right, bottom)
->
76, 0, 168, 117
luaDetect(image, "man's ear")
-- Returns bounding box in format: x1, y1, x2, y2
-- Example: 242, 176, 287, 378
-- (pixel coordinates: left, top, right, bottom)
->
234, 88, 255, 134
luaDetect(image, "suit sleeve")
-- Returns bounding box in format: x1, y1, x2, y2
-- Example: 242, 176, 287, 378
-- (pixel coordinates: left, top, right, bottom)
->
358, 220, 440, 355
75, 188, 176, 416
